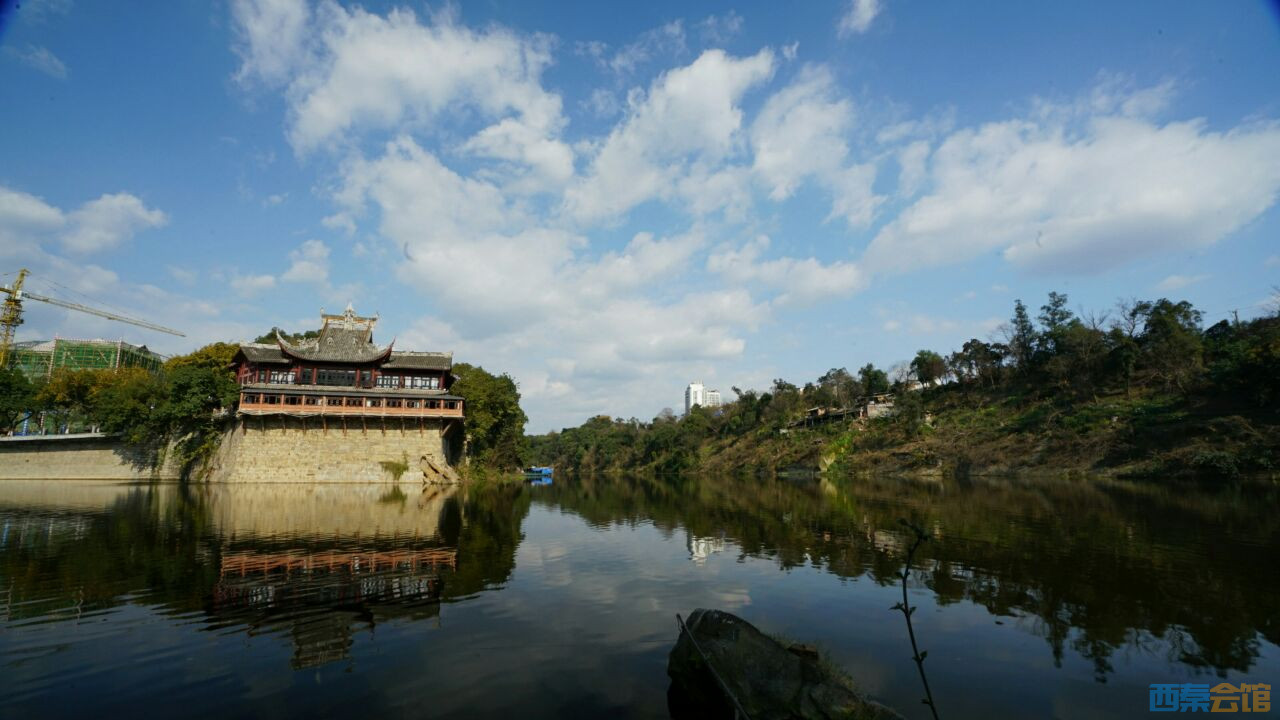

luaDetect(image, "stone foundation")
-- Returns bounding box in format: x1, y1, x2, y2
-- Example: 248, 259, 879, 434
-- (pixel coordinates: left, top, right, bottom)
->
206, 415, 460, 483
0, 434, 180, 480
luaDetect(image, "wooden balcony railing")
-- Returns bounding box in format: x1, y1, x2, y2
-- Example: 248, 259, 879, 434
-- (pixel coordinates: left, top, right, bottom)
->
238, 392, 463, 418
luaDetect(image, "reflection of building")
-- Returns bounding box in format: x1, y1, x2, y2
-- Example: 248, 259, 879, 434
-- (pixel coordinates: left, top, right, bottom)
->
687, 532, 728, 565
213, 545, 456, 669
685, 382, 723, 414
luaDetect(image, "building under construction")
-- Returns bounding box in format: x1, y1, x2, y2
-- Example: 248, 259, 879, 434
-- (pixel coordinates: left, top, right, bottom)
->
10, 338, 165, 380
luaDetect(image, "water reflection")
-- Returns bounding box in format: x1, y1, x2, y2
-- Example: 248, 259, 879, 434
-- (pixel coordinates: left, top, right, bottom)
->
0, 474, 1276, 719
533, 473, 1279, 681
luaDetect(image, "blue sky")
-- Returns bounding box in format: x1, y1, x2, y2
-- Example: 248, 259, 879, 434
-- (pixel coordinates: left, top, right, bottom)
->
1, 0, 1278, 432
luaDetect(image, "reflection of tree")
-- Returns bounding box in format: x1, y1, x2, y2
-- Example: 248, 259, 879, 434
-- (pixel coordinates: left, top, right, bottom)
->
536, 473, 1280, 679
439, 482, 531, 599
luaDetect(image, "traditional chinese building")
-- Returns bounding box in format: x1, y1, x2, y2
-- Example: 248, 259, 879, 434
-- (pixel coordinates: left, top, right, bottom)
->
215, 305, 464, 482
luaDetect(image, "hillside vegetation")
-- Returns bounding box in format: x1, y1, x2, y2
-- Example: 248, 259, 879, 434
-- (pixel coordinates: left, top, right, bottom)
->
526, 292, 1280, 478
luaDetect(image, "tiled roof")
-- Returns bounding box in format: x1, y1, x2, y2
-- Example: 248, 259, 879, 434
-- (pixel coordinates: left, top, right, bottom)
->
383, 351, 453, 371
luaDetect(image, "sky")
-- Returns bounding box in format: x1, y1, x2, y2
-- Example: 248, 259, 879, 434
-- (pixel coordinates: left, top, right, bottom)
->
1, 0, 1279, 432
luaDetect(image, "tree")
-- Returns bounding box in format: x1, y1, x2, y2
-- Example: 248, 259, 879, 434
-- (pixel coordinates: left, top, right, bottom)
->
817, 367, 856, 407
165, 342, 239, 377
857, 363, 890, 397
1007, 299, 1038, 372
452, 362, 528, 468
251, 327, 319, 344
36, 368, 104, 432
0, 368, 35, 433
1037, 291, 1077, 358
910, 350, 947, 386
1138, 299, 1204, 392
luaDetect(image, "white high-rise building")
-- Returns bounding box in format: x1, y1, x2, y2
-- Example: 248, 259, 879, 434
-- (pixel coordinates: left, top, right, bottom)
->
685, 382, 705, 414
685, 382, 723, 414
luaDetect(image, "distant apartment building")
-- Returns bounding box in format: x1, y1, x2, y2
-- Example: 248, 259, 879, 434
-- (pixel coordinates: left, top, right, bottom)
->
684, 382, 723, 414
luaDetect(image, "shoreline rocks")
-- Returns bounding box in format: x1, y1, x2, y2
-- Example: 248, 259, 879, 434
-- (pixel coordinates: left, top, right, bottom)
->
668, 608, 904, 720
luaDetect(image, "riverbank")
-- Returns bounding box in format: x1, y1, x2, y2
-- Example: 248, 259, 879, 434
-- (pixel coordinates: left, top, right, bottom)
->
714, 388, 1280, 479
530, 386, 1280, 479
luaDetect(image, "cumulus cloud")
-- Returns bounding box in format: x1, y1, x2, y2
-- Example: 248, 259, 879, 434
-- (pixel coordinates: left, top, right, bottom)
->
231, 0, 572, 192
62, 193, 168, 254
749, 65, 882, 226
0, 186, 167, 256
838, 0, 882, 37
580, 20, 687, 77
565, 48, 775, 222
1154, 274, 1209, 292
6, 44, 68, 79
864, 85, 1280, 274
708, 235, 865, 307
231, 273, 276, 296
281, 239, 330, 283
230, 0, 311, 87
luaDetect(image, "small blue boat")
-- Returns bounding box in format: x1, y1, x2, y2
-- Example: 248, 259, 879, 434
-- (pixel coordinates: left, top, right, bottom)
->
523, 466, 553, 485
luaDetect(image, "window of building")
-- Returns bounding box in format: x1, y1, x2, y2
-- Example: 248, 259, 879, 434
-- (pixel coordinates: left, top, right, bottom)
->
444, 401, 457, 410
367, 398, 382, 408
405, 375, 440, 389
264, 394, 280, 404
405, 400, 420, 409
284, 395, 301, 405
317, 369, 356, 387
325, 396, 343, 406
386, 399, 402, 408
345, 397, 362, 407
304, 396, 318, 405
242, 393, 260, 404
426, 400, 439, 409
268, 370, 296, 384
375, 374, 401, 388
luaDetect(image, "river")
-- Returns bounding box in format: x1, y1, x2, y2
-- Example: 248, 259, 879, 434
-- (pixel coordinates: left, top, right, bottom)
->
0, 474, 1276, 718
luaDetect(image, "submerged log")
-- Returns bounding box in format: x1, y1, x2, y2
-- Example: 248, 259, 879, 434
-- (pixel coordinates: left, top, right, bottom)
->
668, 609, 903, 720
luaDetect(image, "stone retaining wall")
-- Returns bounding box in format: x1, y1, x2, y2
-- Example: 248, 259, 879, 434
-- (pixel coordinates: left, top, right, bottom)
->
206, 415, 459, 483
0, 434, 180, 480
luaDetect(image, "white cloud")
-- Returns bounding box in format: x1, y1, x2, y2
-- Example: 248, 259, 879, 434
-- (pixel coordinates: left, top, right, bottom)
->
0, 186, 65, 239
749, 65, 882, 227
1154, 274, 1209, 293
750, 65, 853, 200
231, 273, 276, 296
167, 266, 198, 286
697, 12, 744, 45
581, 88, 620, 118
708, 235, 864, 307
230, 0, 311, 87
281, 239, 330, 283
565, 48, 775, 222
6, 44, 68, 79
865, 84, 1280, 274
232, 1, 572, 192
62, 193, 168, 254
581, 20, 687, 77
838, 0, 882, 37
895, 140, 930, 197
0, 188, 166, 257
1265, 255, 1280, 268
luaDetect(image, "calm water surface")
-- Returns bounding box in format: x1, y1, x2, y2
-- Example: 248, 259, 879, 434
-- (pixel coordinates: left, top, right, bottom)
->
0, 475, 1276, 719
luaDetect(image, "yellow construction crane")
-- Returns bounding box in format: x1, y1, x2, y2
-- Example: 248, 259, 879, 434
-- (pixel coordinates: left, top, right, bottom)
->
0, 268, 185, 368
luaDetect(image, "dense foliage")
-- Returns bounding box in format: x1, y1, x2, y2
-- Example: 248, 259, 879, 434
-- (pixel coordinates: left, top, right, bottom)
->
528, 292, 1280, 476
451, 362, 527, 469
3, 343, 241, 475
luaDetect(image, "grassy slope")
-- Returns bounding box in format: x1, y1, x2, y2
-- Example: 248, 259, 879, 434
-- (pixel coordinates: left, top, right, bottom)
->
696, 387, 1280, 478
